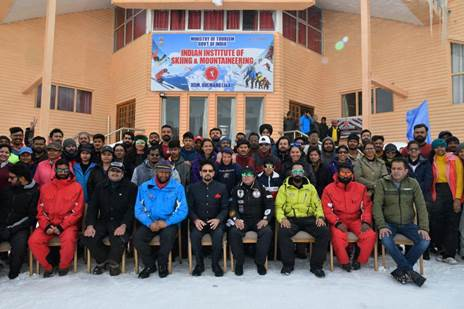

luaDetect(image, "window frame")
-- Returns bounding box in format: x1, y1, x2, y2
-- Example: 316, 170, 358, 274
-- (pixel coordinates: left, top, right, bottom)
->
114, 8, 147, 52
35, 83, 93, 114
340, 88, 394, 117
245, 96, 264, 135
283, 8, 323, 54
451, 42, 464, 104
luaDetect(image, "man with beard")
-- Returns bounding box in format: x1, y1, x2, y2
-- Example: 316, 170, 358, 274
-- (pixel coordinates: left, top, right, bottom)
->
400, 124, 432, 159
0, 164, 39, 279
229, 167, 274, 276
149, 132, 160, 146
347, 133, 363, 162
321, 137, 336, 165
9, 127, 24, 156
319, 117, 329, 140
29, 159, 84, 277
62, 138, 78, 164
235, 140, 256, 171
372, 135, 385, 159
122, 131, 134, 149
322, 164, 376, 272
160, 125, 173, 159
48, 128, 64, 145
209, 127, 222, 151
308, 131, 322, 151
361, 129, 372, 149
169, 140, 191, 187
187, 161, 228, 277
275, 136, 291, 162
134, 160, 188, 279
276, 163, 330, 277
82, 162, 136, 276
32, 136, 47, 163
92, 134, 105, 164
78, 132, 91, 145
248, 132, 260, 155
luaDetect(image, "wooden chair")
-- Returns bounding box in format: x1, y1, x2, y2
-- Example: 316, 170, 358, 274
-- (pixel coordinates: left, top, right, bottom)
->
187, 226, 227, 273
35, 236, 78, 273
86, 237, 127, 273
229, 231, 268, 272
0, 241, 34, 276
274, 222, 316, 260
329, 232, 378, 271
133, 235, 173, 274
379, 233, 424, 275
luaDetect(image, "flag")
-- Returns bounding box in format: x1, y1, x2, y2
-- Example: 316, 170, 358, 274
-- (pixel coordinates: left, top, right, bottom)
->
406, 100, 432, 143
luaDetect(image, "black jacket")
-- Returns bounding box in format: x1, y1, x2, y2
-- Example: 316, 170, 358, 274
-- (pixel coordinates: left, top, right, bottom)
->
230, 181, 274, 226
408, 156, 433, 202
187, 180, 229, 222
312, 161, 333, 197
0, 181, 39, 234
87, 165, 108, 200
85, 178, 137, 229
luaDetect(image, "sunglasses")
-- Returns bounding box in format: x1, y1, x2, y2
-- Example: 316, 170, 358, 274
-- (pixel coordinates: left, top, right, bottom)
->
201, 169, 214, 173
339, 171, 353, 177
56, 168, 69, 173
241, 172, 254, 177
338, 151, 348, 154
264, 164, 274, 168
291, 169, 305, 175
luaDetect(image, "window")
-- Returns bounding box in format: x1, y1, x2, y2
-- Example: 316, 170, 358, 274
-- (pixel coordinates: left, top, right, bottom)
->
242, 11, 258, 31
245, 97, 264, 135
259, 11, 275, 31
117, 101, 136, 131
162, 97, 180, 137
217, 97, 236, 139
188, 10, 202, 29
114, 8, 146, 52
170, 10, 185, 30
283, 7, 322, 54
341, 89, 393, 117
153, 10, 169, 30
204, 11, 224, 31
452, 43, 464, 104
190, 97, 208, 136
227, 11, 240, 30
35, 84, 92, 114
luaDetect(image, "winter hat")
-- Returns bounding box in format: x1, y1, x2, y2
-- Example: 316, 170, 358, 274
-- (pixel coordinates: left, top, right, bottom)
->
101, 145, 114, 154
222, 147, 234, 155
155, 159, 172, 172
63, 138, 77, 149
78, 143, 94, 154
241, 166, 255, 176
220, 136, 231, 143
194, 135, 203, 142
347, 133, 360, 142
46, 142, 62, 151
168, 140, 181, 149
384, 143, 398, 153
18, 146, 33, 156
431, 139, 447, 150
438, 131, 452, 139
109, 161, 125, 172
259, 124, 273, 135
258, 136, 271, 145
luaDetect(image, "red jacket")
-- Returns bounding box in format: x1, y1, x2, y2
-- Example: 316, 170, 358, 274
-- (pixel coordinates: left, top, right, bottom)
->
321, 178, 373, 226
37, 177, 84, 231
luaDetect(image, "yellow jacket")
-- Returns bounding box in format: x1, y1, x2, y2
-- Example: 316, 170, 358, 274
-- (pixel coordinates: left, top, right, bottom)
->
275, 177, 324, 223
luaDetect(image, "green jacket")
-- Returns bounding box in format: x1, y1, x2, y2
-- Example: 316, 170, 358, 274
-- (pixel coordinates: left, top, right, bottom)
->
275, 177, 324, 223
353, 156, 388, 191
373, 175, 429, 231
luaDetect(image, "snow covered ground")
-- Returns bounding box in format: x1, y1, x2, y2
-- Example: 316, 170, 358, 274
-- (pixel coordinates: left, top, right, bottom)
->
1, 255, 463, 309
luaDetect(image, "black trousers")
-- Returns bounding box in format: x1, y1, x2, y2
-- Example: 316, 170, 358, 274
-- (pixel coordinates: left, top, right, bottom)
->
0, 229, 29, 275
81, 223, 129, 265
430, 184, 460, 258
229, 223, 272, 266
133, 225, 177, 268
190, 224, 224, 265
279, 217, 330, 270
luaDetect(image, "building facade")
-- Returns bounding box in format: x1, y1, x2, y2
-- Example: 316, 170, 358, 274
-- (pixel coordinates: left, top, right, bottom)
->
0, 0, 463, 142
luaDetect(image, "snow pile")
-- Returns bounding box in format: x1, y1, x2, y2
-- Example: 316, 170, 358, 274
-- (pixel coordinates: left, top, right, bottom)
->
1, 256, 463, 309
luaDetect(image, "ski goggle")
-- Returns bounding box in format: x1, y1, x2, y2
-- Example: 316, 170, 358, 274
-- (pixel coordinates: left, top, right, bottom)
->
339, 170, 353, 177
291, 169, 305, 175
241, 171, 254, 177
264, 163, 274, 169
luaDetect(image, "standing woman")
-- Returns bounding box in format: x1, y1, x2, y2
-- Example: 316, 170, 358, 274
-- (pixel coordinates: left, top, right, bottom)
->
127, 135, 148, 167
282, 145, 315, 184
191, 139, 216, 183
353, 142, 387, 198
455, 143, 464, 259
73, 144, 97, 203
87, 145, 114, 200
307, 148, 332, 197
0, 144, 12, 191
113, 143, 134, 179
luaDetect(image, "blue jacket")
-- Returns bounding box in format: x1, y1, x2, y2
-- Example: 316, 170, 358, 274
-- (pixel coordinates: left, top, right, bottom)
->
135, 177, 188, 228
299, 115, 311, 134
73, 162, 97, 202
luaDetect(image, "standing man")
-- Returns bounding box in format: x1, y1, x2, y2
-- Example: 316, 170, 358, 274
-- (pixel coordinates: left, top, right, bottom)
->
48, 128, 64, 145
28, 159, 84, 277
9, 127, 25, 156
160, 125, 174, 159
322, 165, 376, 272
373, 158, 430, 286
169, 140, 191, 187
299, 111, 312, 135
372, 135, 385, 159
133, 160, 188, 279
187, 161, 229, 277
275, 163, 330, 277
401, 124, 432, 159
209, 128, 222, 151
327, 120, 341, 146
181, 132, 198, 162
347, 133, 363, 162
31, 136, 47, 164
360, 129, 372, 148
253, 136, 281, 174
82, 162, 137, 276
0, 164, 39, 279
318, 117, 329, 140
229, 167, 274, 276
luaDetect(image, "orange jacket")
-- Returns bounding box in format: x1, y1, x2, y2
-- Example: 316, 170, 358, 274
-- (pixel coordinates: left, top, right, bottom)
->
321, 178, 373, 226
431, 153, 461, 202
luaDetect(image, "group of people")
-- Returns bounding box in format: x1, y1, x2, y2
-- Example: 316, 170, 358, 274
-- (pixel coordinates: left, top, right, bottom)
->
0, 120, 463, 288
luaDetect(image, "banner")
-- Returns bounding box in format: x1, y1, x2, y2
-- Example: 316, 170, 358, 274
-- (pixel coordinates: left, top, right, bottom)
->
337, 116, 363, 138
151, 33, 274, 92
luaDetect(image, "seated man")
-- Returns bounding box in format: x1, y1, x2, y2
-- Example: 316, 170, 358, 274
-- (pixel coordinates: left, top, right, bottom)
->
133, 160, 188, 279
322, 164, 376, 272
28, 159, 84, 277
275, 163, 330, 278
187, 161, 229, 277
0, 164, 39, 279
229, 167, 274, 276
374, 158, 430, 287
82, 162, 137, 276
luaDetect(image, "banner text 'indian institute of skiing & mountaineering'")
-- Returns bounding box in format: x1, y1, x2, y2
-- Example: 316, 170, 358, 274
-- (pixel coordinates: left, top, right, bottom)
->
151, 33, 274, 92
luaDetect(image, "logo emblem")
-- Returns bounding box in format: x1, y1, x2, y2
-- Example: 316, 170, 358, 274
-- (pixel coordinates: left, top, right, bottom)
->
237, 189, 244, 198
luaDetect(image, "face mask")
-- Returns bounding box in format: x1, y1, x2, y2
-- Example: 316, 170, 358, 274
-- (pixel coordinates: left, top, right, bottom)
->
162, 135, 170, 142
338, 176, 352, 184
415, 136, 426, 143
